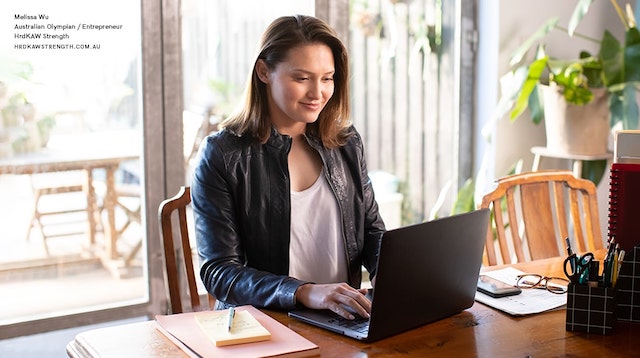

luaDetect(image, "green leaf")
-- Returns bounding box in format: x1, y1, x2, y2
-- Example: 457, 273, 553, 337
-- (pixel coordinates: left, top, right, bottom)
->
568, 0, 594, 36
581, 56, 604, 87
624, 27, 640, 82
609, 88, 624, 127
563, 86, 593, 105
581, 159, 607, 187
510, 56, 548, 120
495, 71, 524, 119
600, 30, 624, 86
528, 84, 544, 124
451, 178, 475, 215
621, 84, 639, 129
609, 83, 640, 130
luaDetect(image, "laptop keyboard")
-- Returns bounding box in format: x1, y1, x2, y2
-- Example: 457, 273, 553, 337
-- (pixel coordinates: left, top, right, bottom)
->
328, 315, 370, 334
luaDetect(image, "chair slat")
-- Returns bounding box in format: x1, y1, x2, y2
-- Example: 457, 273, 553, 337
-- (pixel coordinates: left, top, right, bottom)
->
568, 189, 586, 252
505, 188, 526, 263
553, 181, 570, 245
521, 182, 559, 260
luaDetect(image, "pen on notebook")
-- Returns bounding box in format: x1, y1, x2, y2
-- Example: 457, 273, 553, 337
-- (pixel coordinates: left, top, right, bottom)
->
227, 307, 235, 332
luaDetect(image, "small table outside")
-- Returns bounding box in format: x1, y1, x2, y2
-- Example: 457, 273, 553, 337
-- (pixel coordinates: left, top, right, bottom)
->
0, 131, 140, 275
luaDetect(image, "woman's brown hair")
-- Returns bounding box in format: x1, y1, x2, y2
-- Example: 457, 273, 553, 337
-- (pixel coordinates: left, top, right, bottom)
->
220, 15, 352, 148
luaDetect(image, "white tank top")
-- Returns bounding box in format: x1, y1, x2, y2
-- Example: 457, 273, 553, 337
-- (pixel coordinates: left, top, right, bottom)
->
289, 169, 348, 284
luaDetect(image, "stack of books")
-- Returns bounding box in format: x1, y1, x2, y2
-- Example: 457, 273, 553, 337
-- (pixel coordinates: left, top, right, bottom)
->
606, 130, 640, 323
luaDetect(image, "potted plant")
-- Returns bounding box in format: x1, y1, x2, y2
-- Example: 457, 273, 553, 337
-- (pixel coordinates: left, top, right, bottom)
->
496, 0, 640, 184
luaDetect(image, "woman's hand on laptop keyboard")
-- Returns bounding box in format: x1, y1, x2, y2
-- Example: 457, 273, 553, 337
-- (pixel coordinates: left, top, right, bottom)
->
295, 283, 372, 320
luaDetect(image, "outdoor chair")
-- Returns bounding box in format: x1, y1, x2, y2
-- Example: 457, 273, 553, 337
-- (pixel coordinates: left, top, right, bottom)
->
26, 170, 99, 256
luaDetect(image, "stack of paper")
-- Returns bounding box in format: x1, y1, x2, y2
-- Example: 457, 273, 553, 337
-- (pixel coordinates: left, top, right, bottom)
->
474, 267, 567, 315
156, 305, 319, 358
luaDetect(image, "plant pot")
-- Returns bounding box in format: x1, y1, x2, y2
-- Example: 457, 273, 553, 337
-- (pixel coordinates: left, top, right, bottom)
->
542, 84, 610, 156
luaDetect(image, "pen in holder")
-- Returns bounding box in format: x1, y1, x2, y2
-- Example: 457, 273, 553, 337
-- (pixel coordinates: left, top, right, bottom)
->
587, 260, 599, 287
566, 283, 616, 334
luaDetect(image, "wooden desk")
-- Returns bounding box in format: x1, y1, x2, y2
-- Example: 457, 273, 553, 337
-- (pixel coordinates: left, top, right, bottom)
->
0, 131, 139, 274
66, 254, 639, 357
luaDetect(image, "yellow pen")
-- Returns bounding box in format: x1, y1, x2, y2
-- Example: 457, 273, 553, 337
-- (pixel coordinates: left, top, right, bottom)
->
612, 251, 619, 287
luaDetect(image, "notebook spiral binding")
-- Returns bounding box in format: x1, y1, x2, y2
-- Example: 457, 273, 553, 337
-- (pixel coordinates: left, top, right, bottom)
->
607, 166, 620, 241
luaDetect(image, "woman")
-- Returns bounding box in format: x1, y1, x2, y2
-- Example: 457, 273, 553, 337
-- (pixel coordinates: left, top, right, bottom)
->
191, 15, 385, 320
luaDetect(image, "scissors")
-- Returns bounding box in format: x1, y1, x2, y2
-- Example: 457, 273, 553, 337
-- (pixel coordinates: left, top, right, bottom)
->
563, 252, 595, 284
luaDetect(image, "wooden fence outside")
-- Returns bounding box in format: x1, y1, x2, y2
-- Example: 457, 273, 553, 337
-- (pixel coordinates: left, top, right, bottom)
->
348, 0, 459, 223
189, 0, 463, 224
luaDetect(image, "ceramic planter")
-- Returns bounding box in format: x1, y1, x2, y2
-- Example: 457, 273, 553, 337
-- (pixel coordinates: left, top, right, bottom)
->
542, 84, 610, 156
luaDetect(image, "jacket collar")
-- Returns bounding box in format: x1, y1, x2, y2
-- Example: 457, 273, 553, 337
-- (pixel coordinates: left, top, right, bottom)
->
266, 125, 324, 151
266, 126, 291, 150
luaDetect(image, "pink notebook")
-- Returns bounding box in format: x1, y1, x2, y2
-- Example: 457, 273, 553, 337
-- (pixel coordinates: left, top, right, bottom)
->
155, 305, 319, 358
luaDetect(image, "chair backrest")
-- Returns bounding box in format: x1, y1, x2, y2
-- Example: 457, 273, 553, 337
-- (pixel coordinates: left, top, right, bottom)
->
479, 170, 604, 266
158, 186, 215, 313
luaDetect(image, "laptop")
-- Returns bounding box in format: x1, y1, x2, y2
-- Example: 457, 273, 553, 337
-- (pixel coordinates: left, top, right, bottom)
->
288, 208, 490, 342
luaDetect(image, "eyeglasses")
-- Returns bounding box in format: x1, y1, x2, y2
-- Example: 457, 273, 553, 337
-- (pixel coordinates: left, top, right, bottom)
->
516, 274, 570, 294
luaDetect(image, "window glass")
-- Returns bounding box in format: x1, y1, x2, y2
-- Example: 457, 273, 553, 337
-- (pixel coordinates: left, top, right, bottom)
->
0, 0, 145, 328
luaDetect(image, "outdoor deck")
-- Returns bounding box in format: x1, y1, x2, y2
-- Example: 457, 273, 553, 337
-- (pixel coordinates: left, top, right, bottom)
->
0, 174, 145, 325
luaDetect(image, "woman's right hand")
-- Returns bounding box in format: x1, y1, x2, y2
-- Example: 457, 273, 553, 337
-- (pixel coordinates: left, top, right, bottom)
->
294, 283, 371, 320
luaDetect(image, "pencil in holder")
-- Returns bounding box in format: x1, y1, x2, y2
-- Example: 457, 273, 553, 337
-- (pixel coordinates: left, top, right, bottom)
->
615, 245, 640, 322
566, 283, 616, 334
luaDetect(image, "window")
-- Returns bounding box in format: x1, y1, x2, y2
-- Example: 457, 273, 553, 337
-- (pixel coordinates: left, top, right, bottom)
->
0, 0, 150, 337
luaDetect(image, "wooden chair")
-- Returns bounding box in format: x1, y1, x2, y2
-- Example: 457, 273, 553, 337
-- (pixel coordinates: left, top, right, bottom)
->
480, 170, 604, 266
158, 186, 215, 313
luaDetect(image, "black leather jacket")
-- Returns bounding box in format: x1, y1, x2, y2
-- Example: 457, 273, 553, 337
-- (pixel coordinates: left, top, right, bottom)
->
191, 126, 385, 310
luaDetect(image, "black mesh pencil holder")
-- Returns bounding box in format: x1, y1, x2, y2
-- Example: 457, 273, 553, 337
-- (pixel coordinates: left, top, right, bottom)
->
566, 283, 617, 334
